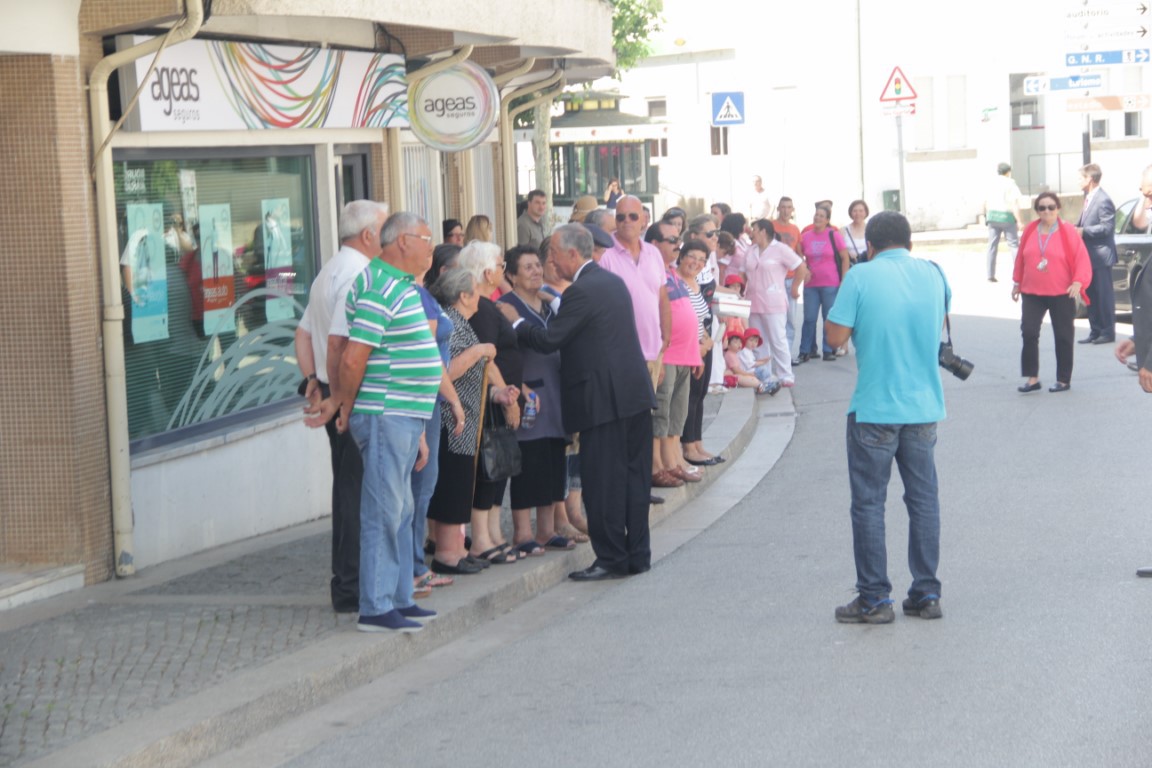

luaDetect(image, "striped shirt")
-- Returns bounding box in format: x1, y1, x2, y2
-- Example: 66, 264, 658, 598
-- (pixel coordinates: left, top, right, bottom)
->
345, 259, 442, 417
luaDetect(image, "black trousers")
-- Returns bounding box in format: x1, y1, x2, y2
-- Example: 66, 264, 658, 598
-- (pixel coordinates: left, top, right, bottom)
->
682, 348, 711, 444
579, 410, 654, 574
1021, 292, 1076, 384
1086, 258, 1117, 339
321, 384, 363, 609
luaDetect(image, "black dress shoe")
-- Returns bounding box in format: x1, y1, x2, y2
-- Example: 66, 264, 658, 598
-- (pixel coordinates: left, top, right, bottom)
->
568, 564, 627, 581
1091, 335, 1116, 345
794, 354, 810, 364
1017, 381, 1041, 393
1078, 336, 1098, 344
1048, 382, 1071, 392
822, 352, 837, 361
649, 494, 665, 505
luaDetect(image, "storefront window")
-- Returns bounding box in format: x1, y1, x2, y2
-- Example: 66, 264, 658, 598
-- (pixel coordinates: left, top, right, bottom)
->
112, 149, 317, 447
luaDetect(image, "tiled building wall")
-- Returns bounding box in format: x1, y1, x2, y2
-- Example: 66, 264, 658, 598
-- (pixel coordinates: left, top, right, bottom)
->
0, 54, 113, 583
79, 0, 182, 35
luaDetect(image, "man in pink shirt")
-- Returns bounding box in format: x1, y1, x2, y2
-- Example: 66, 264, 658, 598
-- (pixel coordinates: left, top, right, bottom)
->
600, 195, 670, 391
601, 196, 671, 503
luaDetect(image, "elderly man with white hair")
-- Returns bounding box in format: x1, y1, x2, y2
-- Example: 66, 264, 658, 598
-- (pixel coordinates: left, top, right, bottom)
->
294, 199, 388, 614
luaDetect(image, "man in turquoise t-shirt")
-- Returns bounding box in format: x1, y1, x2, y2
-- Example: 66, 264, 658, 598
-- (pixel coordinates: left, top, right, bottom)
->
825, 211, 950, 625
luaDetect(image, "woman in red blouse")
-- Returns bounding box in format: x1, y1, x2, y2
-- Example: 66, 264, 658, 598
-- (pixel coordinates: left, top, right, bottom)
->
1011, 191, 1093, 393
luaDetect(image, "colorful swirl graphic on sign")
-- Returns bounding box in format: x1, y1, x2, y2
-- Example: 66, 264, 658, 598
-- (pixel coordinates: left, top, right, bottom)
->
203, 42, 407, 130
408, 61, 500, 152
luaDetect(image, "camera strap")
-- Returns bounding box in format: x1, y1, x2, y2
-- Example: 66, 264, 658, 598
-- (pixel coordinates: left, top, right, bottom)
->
927, 260, 952, 346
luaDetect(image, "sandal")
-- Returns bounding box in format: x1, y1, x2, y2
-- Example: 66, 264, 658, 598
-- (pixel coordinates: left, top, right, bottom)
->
555, 524, 589, 544
492, 542, 519, 562
473, 546, 518, 565
430, 558, 483, 575
416, 572, 454, 589
542, 535, 576, 551
516, 540, 547, 557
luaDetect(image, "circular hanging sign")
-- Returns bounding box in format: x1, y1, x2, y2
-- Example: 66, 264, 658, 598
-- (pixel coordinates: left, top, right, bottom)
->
408, 61, 500, 152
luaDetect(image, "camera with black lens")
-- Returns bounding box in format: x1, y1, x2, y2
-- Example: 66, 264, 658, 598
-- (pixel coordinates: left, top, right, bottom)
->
938, 342, 974, 380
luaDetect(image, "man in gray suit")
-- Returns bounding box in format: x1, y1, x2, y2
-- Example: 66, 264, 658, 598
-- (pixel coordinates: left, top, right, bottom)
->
1076, 163, 1117, 344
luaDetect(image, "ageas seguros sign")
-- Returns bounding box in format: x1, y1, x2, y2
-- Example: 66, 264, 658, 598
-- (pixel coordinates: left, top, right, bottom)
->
408, 61, 500, 152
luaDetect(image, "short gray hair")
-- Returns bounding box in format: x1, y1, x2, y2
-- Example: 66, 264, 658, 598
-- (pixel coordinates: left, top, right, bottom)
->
338, 200, 389, 241
552, 224, 593, 262
430, 266, 476, 307
457, 240, 503, 284
687, 213, 717, 234
584, 209, 613, 229
380, 211, 427, 247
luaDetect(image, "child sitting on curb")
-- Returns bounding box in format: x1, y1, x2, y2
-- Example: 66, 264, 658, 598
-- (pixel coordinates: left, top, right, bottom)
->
739, 328, 777, 387
722, 332, 781, 395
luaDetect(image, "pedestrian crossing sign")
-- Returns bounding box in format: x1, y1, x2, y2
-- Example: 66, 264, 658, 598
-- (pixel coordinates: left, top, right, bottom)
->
711, 92, 745, 126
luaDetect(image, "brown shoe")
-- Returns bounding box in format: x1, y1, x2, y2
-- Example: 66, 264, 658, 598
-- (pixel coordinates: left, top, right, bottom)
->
652, 469, 684, 488
671, 466, 702, 483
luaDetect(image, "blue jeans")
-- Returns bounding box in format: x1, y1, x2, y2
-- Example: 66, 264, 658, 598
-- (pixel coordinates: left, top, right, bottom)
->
349, 412, 425, 616
800, 285, 838, 356
846, 413, 941, 604
409, 401, 441, 578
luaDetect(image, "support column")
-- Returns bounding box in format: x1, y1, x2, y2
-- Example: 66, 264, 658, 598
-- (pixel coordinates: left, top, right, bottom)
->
0, 53, 113, 582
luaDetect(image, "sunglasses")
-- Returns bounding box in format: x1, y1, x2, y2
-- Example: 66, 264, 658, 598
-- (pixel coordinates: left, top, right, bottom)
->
616, 212, 641, 222
656, 236, 681, 245
703, 230, 719, 238
1036, 204, 1058, 212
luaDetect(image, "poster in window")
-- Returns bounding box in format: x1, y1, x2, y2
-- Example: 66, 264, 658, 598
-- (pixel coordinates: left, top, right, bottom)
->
262, 197, 295, 322
198, 203, 236, 334
121, 202, 170, 343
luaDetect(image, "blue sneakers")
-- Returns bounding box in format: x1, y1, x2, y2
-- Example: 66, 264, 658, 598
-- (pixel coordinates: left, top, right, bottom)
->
397, 604, 438, 623
357, 610, 423, 633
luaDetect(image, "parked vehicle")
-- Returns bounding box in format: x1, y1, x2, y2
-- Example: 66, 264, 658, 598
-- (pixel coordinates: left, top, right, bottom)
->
1112, 198, 1152, 313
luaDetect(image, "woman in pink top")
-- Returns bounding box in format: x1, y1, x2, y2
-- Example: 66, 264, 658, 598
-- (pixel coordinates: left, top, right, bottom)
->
653, 247, 706, 487
798, 206, 851, 362
1011, 191, 1092, 393
745, 219, 809, 386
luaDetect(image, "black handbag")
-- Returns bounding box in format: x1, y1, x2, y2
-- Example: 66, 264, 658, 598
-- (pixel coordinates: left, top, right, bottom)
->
478, 395, 522, 483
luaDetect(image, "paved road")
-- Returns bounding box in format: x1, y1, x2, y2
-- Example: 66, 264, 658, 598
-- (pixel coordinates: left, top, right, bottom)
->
210, 247, 1152, 768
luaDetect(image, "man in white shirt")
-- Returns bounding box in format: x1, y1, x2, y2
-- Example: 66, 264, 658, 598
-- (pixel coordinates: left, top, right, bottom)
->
984, 162, 1023, 283
294, 199, 388, 613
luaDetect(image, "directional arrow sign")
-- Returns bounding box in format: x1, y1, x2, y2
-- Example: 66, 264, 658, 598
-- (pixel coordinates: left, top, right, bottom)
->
1025, 74, 1104, 94
1064, 47, 1150, 65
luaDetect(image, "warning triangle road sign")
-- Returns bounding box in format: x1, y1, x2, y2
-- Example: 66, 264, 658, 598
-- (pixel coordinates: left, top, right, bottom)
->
880, 66, 917, 102
716, 97, 742, 122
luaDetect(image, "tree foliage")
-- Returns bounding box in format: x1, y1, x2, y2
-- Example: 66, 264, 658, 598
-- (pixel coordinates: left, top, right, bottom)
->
611, 0, 663, 75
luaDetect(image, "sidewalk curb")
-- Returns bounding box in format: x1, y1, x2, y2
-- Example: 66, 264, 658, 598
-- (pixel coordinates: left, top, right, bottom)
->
25, 389, 782, 768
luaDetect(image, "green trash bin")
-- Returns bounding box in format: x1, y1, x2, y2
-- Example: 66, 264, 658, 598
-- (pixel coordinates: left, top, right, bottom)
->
882, 189, 901, 212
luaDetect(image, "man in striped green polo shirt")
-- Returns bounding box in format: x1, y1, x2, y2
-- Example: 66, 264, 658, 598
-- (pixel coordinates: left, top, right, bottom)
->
308, 212, 443, 633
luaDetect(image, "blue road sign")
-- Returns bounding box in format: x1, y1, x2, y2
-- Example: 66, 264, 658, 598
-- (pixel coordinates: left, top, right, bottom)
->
1065, 48, 1150, 66
711, 92, 745, 126
1053, 74, 1104, 90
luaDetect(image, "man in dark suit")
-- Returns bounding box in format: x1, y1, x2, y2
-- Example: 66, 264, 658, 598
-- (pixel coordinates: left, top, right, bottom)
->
500, 224, 657, 580
1076, 163, 1117, 344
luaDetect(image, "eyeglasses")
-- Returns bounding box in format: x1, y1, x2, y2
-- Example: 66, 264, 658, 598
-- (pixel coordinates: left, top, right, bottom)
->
656, 236, 681, 245
1036, 204, 1058, 212
403, 233, 433, 244
616, 212, 641, 222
